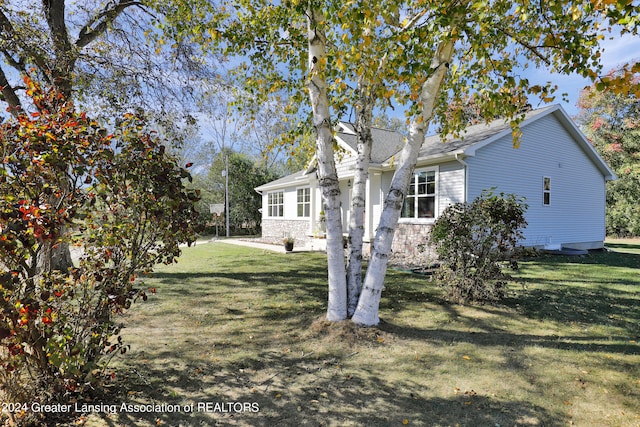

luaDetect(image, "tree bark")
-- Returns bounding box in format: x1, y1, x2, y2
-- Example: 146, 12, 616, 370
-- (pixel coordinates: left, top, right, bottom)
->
352, 39, 455, 327
37, 240, 74, 273
306, 5, 347, 321
0, 68, 23, 116
346, 80, 374, 317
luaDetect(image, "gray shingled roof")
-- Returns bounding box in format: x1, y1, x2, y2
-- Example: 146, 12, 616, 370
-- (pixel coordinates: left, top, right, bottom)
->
416, 106, 555, 160
339, 107, 555, 163
256, 105, 614, 191
254, 170, 311, 192
337, 124, 406, 163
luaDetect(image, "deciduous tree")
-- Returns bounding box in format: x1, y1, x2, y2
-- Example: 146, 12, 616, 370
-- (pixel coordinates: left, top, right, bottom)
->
196, 150, 279, 235
0, 0, 219, 272
577, 69, 640, 236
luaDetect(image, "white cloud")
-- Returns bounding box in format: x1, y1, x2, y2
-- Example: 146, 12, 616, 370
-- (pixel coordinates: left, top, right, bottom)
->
599, 33, 640, 70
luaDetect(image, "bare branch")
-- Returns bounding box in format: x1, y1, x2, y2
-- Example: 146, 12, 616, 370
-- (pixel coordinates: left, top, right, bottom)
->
0, 7, 53, 84
76, 0, 146, 49
494, 25, 553, 66
0, 66, 23, 116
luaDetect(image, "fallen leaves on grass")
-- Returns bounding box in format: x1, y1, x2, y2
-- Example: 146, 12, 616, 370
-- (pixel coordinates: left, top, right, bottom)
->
454, 388, 477, 397
307, 316, 389, 346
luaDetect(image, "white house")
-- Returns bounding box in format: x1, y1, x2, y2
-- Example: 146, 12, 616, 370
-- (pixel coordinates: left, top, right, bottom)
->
255, 105, 616, 256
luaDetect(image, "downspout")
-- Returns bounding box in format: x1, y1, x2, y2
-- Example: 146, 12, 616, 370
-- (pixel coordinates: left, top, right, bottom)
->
254, 189, 264, 235
310, 178, 317, 236
455, 153, 468, 203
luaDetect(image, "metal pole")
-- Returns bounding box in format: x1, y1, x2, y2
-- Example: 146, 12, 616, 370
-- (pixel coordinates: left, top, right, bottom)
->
225, 153, 230, 237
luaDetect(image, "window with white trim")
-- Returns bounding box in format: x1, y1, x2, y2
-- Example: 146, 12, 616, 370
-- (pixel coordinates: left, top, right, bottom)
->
297, 187, 310, 217
402, 169, 436, 219
543, 177, 551, 206
268, 191, 284, 217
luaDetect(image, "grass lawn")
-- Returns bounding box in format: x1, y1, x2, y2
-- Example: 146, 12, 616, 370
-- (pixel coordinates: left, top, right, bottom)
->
75, 241, 640, 427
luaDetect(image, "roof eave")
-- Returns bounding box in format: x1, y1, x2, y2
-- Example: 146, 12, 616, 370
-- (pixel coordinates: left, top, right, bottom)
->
254, 171, 315, 192
381, 151, 464, 168
551, 107, 617, 180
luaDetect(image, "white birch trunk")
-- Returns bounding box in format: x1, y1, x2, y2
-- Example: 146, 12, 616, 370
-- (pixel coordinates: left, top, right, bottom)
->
351, 40, 455, 326
306, 6, 347, 321
346, 82, 374, 317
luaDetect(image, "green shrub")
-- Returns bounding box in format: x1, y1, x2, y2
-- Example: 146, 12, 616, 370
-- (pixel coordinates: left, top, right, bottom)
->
429, 190, 527, 304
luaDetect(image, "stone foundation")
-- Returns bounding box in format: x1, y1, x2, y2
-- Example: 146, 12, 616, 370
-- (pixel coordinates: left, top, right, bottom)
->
367, 223, 437, 267
393, 223, 437, 264
262, 219, 311, 245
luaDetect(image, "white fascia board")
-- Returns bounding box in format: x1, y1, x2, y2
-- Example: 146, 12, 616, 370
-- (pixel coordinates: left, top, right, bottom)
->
337, 122, 356, 135
381, 152, 463, 169
254, 172, 315, 193
551, 106, 617, 181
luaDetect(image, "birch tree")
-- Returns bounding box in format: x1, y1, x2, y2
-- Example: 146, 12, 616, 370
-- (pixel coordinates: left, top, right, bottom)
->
217, 0, 639, 325
304, 5, 348, 320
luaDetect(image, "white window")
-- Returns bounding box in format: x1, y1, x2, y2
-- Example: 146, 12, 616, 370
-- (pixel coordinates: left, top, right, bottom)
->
297, 187, 310, 217
402, 169, 436, 219
543, 177, 551, 206
268, 191, 284, 217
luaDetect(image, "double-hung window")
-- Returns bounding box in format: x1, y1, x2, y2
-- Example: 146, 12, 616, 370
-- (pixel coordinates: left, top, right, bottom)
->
268, 191, 284, 217
297, 187, 311, 217
402, 169, 436, 219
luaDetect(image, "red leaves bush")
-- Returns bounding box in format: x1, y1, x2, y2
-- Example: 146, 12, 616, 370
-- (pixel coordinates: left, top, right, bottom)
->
0, 78, 199, 423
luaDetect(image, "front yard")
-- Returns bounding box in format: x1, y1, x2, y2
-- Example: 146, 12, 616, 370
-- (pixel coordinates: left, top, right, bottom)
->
75, 241, 639, 426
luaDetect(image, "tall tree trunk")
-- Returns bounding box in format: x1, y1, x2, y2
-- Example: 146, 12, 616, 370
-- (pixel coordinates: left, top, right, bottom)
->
352, 40, 455, 327
37, 184, 75, 273
306, 5, 347, 321
37, 241, 74, 272
346, 80, 374, 317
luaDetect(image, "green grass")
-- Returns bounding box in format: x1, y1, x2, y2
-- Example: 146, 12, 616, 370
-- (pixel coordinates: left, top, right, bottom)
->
73, 241, 639, 427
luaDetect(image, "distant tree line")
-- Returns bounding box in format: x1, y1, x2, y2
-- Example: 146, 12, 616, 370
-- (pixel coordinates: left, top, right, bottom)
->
192, 150, 282, 236
577, 70, 640, 237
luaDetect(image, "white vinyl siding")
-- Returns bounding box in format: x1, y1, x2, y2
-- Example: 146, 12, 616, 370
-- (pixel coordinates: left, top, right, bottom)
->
437, 161, 465, 215
466, 114, 606, 247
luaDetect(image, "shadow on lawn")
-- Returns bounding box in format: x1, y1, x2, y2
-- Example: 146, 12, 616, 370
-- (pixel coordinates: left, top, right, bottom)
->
149, 257, 331, 330
509, 252, 640, 337
606, 242, 640, 252
96, 247, 638, 426
381, 319, 639, 355
105, 347, 560, 427
531, 249, 640, 269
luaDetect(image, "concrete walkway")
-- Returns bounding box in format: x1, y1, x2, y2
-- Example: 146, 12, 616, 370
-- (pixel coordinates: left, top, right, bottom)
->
212, 238, 326, 254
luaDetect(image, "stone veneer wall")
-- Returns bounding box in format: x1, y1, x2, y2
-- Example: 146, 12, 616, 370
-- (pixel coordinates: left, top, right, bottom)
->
389, 223, 437, 264
262, 219, 311, 245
